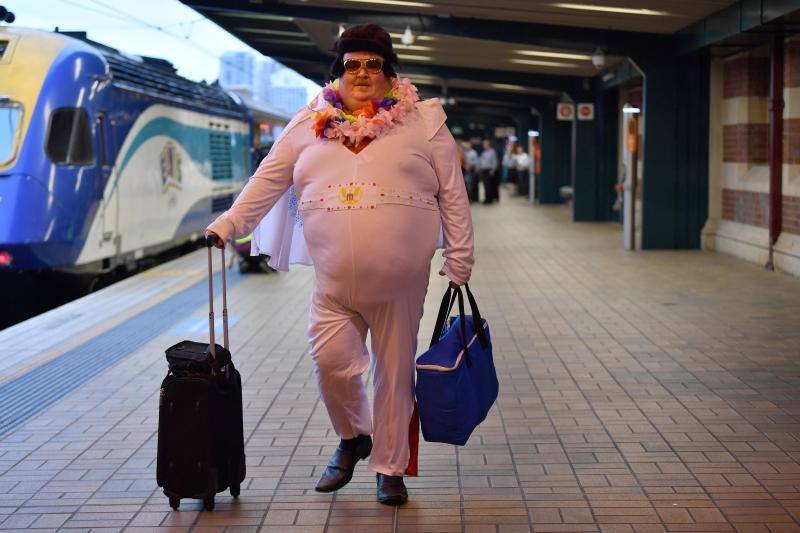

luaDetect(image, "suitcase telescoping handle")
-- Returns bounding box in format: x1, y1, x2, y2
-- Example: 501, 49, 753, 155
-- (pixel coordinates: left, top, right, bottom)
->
205, 239, 230, 359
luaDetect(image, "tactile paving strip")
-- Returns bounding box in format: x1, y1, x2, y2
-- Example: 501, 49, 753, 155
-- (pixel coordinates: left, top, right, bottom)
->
0, 269, 243, 436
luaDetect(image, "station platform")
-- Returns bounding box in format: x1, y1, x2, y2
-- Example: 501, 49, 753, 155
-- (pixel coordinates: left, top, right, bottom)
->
1, 193, 800, 533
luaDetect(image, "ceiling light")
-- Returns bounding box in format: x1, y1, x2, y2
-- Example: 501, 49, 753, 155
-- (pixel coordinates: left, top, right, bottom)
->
622, 104, 640, 114
509, 58, 577, 68
401, 25, 415, 45
394, 44, 433, 51
391, 33, 436, 41
397, 54, 433, 61
340, 0, 435, 7
236, 27, 307, 37
553, 3, 670, 16
514, 49, 591, 61
490, 83, 528, 91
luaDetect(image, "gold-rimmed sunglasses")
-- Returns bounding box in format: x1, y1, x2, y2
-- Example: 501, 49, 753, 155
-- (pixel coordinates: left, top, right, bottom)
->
343, 57, 384, 74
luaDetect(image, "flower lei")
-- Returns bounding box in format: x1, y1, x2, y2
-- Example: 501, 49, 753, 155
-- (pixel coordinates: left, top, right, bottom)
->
311, 77, 419, 146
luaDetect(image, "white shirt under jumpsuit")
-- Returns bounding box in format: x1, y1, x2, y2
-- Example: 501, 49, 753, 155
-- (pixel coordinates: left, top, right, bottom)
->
207, 97, 475, 477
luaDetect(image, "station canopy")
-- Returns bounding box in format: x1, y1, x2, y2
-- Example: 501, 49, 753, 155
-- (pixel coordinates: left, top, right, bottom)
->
180, 0, 739, 111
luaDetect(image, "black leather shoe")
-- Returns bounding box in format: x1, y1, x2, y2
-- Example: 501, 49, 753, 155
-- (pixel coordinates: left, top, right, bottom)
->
376, 473, 408, 505
314, 435, 372, 493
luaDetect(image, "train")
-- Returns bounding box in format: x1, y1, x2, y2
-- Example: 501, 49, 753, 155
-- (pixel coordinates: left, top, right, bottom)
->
0, 26, 291, 273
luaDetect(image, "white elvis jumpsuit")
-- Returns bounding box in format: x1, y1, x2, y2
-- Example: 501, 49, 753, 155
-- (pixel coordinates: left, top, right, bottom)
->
207, 97, 474, 477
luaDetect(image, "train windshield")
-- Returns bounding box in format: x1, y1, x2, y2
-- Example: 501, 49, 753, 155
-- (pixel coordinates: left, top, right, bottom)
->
0, 102, 23, 168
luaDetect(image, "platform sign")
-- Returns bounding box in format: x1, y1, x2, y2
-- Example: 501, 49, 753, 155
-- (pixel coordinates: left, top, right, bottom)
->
577, 103, 594, 121
557, 103, 574, 121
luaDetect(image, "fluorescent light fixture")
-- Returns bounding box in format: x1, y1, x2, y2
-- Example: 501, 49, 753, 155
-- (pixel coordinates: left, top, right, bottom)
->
510, 58, 577, 68
622, 104, 640, 114
394, 44, 434, 51
490, 83, 528, 91
391, 33, 436, 41
553, 3, 670, 16
528, 130, 540, 137
236, 27, 307, 37
514, 49, 591, 61
401, 25, 415, 45
341, 0, 435, 7
397, 54, 433, 61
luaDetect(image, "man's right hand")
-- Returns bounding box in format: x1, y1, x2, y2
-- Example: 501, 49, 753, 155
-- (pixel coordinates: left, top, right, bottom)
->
205, 230, 225, 249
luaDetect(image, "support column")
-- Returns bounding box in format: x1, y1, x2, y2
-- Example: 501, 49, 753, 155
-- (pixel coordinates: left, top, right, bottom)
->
572, 92, 600, 221
635, 51, 709, 249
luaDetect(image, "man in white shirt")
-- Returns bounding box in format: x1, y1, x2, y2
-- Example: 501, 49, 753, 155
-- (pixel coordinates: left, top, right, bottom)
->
478, 140, 498, 204
464, 142, 480, 202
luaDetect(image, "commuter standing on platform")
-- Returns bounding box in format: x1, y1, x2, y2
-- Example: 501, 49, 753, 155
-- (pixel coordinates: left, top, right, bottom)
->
479, 139, 499, 204
464, 142, 480, 203
514, 144, 531, 198
204, 23, 474, 506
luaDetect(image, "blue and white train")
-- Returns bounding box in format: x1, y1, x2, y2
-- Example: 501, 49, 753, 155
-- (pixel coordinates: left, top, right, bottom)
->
0, 27, 256, 272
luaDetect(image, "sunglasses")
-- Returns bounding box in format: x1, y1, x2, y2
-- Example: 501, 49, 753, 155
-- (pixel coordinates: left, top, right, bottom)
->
343, 57, 384, 74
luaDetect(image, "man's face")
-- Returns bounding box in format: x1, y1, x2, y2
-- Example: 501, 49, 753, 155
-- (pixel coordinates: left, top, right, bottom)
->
339, 51, 392, 109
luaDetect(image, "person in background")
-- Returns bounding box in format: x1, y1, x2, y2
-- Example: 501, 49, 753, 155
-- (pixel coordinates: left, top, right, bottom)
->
463, 141, 480, 203
479, 139, 498, 204
514, 144, 531, 198
503, 140, 519, 193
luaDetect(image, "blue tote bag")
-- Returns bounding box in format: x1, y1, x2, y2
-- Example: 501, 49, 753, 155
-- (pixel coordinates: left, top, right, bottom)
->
415, 285, 498, 446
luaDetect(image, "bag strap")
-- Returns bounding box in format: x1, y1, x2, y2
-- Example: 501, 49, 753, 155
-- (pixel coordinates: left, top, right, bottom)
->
454, 287, 472, 368
464, 284, 488, 349
430, 287, 455, 348
429, 286, 473, 368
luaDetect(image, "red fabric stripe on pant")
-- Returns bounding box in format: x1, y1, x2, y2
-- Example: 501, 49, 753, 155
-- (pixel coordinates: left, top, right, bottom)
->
405, 401, 419, 476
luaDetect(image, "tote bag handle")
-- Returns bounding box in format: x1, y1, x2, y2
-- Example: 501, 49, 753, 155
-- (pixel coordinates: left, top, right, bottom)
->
429, 284, 489, 367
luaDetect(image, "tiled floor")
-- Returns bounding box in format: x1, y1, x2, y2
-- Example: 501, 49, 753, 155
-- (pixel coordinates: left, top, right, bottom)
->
2, 194, 800, 532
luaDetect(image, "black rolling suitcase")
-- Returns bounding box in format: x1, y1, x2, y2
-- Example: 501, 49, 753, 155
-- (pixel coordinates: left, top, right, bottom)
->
156, 244, 246, 511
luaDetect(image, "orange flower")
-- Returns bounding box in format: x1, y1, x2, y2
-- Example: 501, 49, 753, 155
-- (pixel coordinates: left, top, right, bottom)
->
312, 112, 330, 138
353, 100, 379, 119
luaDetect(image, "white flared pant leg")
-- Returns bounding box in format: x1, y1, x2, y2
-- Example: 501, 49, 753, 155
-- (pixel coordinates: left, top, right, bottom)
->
307, 280, 428, 477
362, 290, 426, 477
308, 291, 372, 440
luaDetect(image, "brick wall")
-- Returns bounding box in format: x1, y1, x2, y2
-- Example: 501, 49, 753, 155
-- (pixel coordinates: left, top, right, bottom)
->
784, 195, 800, 235
786, 39, 800, 88
722, 189, 769, 227
723, 124, 768, 163
723, 56, 769, 98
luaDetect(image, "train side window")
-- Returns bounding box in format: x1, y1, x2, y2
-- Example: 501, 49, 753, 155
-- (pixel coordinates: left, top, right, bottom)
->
46, 107, 95, 165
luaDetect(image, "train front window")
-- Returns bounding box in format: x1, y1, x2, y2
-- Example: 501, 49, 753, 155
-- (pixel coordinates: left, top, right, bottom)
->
0, 102, 23, 168
45, 107, 95, 165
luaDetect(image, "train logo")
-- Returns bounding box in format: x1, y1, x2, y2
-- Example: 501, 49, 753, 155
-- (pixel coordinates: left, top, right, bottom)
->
160, 141, 183, 192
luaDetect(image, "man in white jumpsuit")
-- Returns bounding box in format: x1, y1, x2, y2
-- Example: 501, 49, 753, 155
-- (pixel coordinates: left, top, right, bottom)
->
206, 24, 474, 505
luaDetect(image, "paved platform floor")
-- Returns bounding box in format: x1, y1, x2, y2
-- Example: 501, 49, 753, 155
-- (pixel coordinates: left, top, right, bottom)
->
2, 194, 800, 532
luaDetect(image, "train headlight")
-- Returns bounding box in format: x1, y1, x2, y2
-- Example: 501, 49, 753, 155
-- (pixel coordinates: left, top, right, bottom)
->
0, 251, 11, 267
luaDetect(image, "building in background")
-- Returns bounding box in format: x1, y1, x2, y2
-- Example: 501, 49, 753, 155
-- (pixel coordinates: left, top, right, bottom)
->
220, 53, 311, 114
219, 51, 255, 90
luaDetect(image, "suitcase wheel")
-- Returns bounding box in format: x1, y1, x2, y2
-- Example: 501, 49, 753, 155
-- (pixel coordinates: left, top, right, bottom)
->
230, 483, 240, 498
204, 496, 215, 511
168, 496, 180, 510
